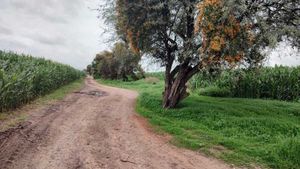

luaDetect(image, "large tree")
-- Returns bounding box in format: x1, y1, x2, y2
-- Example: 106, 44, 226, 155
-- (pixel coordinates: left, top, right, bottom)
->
104, 0, 299, 108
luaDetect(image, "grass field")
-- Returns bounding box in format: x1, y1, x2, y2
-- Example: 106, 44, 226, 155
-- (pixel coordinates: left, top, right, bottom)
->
98, 78, 300, 169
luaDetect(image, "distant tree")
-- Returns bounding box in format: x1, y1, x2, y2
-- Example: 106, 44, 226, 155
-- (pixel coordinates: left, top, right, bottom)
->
92, 50, 116, 79
90, 42, 144, 81
104, 0, 299, 108
113, 42, 145, 80
86, 65, 93, 75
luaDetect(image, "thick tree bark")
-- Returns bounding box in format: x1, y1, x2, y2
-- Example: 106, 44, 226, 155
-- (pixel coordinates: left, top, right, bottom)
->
163, 73, 189, 108
163, 64, 200, 109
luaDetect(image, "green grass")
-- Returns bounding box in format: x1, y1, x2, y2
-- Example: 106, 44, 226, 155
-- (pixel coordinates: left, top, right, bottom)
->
0, 78, 84, 131
98, 78, 300, 169
199, 86, 231, 97
35, 78, 84, 104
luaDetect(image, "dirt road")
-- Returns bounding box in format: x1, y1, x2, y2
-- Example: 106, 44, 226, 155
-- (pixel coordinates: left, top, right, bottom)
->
0, 77, 231, 169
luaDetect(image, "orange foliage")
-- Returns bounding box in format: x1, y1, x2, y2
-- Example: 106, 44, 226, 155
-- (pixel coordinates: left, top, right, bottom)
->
195, 0, 253, 66
210, 36, 225, 51
224, 15, 241, 38
126, 29, 140, 55
117, 0, 140, 55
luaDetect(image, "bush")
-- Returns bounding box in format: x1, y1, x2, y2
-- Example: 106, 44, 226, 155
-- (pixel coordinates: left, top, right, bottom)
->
0, 51, 84, 112
199, 86, 231, 97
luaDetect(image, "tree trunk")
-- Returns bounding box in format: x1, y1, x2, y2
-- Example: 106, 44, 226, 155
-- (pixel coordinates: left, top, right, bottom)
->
163, 69, 189, 109
163, 80, 189, 109
162, 62, 201, 109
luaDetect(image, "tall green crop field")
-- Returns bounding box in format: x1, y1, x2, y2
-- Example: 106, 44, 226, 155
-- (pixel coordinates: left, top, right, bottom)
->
217, 66, 300, 101
191, 66, 300, 101
0, 51, 84, 112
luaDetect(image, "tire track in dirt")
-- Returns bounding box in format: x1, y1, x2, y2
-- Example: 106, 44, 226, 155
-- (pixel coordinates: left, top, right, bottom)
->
0, 77, 231, 169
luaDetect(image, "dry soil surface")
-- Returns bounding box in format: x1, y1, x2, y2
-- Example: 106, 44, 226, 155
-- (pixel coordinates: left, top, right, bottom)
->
0, 77, 231, 169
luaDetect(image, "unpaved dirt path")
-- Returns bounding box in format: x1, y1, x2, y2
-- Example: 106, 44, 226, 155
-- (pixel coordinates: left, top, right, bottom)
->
0, 77, 231, 169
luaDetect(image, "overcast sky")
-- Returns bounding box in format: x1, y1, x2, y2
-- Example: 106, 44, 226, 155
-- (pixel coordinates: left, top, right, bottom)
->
0, 0, 108, 70
0, 0, 299, 70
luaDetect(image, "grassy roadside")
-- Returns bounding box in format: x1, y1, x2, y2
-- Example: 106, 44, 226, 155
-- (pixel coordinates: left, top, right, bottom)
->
0, 78, 85, 131
97, 78, 300, 169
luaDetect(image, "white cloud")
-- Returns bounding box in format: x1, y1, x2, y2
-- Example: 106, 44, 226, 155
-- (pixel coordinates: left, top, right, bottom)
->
267, 42, 300, 67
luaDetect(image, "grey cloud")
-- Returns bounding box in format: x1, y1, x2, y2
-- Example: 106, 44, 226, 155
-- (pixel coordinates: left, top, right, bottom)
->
0, 1, 9, 9
34, 34, 66, 46
0, 0, 106, 69
42, 16, 68, 24
0, 38, 28, 49
0, 26, 13, 35
3, 0, 83, 24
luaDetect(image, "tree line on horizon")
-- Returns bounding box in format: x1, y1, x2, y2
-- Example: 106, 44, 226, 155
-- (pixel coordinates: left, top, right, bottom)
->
87, 42, 145, 81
